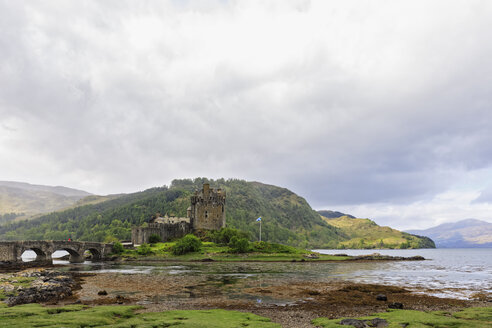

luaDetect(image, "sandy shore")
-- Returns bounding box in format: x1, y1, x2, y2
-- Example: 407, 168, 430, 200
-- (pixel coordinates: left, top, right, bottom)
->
68, 271, 489, 328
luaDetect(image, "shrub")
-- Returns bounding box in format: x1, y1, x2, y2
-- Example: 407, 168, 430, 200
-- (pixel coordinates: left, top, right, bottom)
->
172, 234, 202, 255
229, 237, 250, 253
136, 243, 153, 255
112, 242, 124, 254
207, 228, 250, 245
149, 234, 162, 244
251, 241, 299, 254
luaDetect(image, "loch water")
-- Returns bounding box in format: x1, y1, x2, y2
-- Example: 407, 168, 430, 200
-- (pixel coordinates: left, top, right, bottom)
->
23, 248, 492, 300
315, 248, 492, 299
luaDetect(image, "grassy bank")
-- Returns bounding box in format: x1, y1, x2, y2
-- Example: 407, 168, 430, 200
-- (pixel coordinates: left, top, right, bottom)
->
0, 303, 280, 327
119, 240, 352, 262
312, 307, 492, 328
2, 303, 490, 327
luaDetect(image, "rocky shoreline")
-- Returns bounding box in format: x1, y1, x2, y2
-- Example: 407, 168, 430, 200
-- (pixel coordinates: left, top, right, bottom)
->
0, 269, 78, 306
120, 253, 426, 263
2, 266, 489, 327
72, 271, 488, 328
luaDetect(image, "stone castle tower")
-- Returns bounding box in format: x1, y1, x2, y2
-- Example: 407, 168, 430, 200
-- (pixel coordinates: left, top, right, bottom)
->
131, 183, 225, 245
188, 183, 226, 230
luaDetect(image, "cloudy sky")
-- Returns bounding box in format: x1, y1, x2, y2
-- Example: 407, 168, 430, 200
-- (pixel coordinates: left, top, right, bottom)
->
1, 0, 492, 230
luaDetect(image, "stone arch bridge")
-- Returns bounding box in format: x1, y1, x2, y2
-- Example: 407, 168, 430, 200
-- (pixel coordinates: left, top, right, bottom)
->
0, 241, 114, 264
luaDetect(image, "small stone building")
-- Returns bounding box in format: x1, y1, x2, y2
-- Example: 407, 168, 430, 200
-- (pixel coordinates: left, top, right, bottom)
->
131, 184, 226, 245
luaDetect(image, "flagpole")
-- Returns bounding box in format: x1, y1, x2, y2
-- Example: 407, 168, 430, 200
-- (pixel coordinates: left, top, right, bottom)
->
256, 217, 262, 242
259, 220, 261, 242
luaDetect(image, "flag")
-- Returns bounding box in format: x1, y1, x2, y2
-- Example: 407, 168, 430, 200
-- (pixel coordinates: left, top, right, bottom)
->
256, 217, 261, 222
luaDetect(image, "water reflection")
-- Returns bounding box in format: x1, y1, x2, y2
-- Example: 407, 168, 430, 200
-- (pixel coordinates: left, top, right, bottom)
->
46, 248, 492, 300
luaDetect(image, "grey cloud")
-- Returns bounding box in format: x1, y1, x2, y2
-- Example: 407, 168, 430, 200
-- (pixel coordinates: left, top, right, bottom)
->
1, 0, 492, 216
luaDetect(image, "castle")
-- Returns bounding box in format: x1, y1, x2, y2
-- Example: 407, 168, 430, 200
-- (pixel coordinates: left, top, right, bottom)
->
131, 183, 226, 245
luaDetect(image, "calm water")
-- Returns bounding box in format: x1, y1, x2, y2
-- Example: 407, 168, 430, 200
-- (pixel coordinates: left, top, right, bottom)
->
315, 248, 492, 299
23, 248, 492, 300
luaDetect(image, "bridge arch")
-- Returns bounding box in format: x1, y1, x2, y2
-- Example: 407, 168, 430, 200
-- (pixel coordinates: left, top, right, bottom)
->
84, 247, 102, 261
52, 247, 84, 263
20, 247, 49, 262
0, 241, 113, 264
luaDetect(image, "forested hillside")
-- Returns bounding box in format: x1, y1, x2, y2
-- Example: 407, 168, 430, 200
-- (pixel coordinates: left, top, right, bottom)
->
0, 178, 346, 248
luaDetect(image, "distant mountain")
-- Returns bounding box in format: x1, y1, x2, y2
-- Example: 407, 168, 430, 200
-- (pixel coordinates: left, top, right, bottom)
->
317, 210, 355, 219
0, 181, 92, 223
318, 213, 435, 249
406, 219, 492, 248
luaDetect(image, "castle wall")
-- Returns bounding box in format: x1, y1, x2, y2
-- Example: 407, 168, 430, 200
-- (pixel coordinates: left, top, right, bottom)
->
131, 222, 192, 245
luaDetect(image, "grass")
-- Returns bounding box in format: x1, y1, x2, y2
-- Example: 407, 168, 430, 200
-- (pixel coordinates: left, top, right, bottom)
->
312, 308, 492, 328
0, 303, 280, 327
121, 241, 352, 262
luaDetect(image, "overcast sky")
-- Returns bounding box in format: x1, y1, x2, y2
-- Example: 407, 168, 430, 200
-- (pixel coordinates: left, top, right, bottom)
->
1, 1, 492, 230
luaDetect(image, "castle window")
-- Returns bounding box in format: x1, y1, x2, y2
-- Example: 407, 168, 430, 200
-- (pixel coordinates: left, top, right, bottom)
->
205, 211, 208, 218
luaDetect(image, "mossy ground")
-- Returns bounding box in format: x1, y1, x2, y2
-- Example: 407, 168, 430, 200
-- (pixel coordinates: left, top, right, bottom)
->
312, 307, 492, 328
121, 241, 351, 262
0, 303, 280, 328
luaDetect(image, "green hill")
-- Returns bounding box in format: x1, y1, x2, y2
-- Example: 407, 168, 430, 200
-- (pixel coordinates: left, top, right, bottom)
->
0, 178, 435, 249
319, 214, 435, 249
0, 178, 346, 248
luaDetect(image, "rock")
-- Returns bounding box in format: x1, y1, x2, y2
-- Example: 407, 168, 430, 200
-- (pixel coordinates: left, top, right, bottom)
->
339, 318, 388, 328
304, 253, 320, 259
340, 319, 368, 327
369, 318, 388, 327
4, 270, 76, 307
0, 283, 15, 293
388, 302, 403, 309
98, 290, 108, 296
407, 256, 425, 261
115, 295, 125, 304
376, 294, 387, 301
